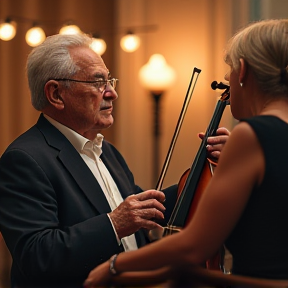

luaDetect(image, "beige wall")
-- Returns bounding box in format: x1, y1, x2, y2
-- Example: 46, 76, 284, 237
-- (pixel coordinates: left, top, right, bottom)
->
115, 0, 238, 189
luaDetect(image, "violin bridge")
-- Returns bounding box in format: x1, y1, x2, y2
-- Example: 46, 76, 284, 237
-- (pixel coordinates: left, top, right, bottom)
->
163, 225, 182, 237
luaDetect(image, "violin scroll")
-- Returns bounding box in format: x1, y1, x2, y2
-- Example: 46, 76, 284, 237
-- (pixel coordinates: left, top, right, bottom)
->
211, 81, 229, 90
211, 81, 230, 102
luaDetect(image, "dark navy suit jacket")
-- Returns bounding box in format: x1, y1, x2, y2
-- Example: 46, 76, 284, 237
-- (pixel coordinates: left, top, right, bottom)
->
0, 114, 177, 287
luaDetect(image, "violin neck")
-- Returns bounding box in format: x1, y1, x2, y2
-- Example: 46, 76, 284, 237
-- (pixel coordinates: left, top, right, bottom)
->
167, 99, 228, 228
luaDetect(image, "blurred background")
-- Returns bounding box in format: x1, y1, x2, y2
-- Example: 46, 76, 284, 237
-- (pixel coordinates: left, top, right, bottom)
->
1, 1, 288, 287
1, 0, 288, 191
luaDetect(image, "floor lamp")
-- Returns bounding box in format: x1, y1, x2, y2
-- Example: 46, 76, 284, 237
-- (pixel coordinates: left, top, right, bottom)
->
139, 54, 176, 187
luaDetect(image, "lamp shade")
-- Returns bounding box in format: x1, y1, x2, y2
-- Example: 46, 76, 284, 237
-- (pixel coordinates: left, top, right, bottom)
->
139, 54, 176, 93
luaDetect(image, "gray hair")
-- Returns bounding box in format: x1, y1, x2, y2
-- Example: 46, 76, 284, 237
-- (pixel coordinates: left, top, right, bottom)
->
26, 33, 93, 111
224, 19, 288, 95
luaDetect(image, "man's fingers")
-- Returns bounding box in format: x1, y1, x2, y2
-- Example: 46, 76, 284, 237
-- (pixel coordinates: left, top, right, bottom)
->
132, 198, 166, 212
134, 190, 166, 203
140, 207, 165, 220
110, 190, 167, 238
140, 219, 164, 231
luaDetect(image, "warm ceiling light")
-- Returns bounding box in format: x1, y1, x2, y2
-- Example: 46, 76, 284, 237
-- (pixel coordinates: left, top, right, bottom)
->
59, 24, 81, 35
0, 19, 16, 41
139, 54, 176, 93
90, 37, 106, 56
120, 33, 140, 53
25, 26, 46, 47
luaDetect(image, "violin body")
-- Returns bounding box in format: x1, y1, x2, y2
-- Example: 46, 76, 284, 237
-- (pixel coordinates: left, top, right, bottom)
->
163, 160, 224, 271
177, 159, 216, 225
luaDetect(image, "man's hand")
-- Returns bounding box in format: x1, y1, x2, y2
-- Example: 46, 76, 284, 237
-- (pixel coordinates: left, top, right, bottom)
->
198, 127, 230, 160
109, 190, 166, 239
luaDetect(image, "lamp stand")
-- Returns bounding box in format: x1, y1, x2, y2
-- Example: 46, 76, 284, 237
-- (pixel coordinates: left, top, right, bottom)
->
151, 91, 163, 187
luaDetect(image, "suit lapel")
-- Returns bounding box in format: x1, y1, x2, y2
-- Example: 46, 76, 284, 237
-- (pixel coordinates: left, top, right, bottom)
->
36, 114, 111, 214
58, 148, 111, 214
101, 152, 132, 200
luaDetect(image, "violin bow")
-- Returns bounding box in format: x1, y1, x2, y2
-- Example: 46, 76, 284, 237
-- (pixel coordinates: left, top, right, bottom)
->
155, 67, 201, 191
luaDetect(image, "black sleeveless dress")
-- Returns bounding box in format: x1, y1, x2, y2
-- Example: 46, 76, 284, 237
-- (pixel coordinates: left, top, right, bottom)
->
225, 115, 288, 279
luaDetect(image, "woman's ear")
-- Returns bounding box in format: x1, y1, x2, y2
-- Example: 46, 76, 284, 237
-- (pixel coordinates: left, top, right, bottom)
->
239, 58, 247, 85
44, 80, 64, 110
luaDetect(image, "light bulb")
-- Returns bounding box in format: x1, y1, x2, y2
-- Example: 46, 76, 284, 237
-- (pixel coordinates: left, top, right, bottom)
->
120, 33, 140, 52
0, 21, 16, 41
90, 38, 107, 55
59, 24, 81, 35
25, 27, 46, 47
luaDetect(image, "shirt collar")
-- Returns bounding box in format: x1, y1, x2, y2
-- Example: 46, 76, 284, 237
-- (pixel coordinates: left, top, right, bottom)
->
85, 134, 104, 157
43, 114, 104, 155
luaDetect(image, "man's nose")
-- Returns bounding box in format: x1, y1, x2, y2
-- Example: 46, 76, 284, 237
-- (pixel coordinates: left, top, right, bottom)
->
103, 84, 118, 99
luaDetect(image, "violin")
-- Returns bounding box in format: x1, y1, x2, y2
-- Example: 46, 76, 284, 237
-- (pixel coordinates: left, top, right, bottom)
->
153, 76, 230, 271
164, 81, 230, 234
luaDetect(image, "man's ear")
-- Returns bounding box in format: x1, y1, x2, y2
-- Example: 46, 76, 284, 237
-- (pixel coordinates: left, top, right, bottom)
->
44, 80, 64, 110
239, 58, 247, 84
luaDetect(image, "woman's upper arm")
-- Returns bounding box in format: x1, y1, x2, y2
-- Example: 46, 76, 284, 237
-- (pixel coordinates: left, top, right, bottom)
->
181, 122, 264, 262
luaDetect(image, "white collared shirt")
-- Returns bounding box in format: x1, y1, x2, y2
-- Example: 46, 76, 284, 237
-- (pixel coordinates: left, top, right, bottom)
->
44, 114, 138, 251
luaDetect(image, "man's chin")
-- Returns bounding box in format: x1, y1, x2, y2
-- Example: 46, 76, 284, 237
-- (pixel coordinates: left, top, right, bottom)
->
99, 118, 114, 129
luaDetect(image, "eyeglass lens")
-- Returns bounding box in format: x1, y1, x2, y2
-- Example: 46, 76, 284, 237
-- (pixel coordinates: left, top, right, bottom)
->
101, 79, 117, 91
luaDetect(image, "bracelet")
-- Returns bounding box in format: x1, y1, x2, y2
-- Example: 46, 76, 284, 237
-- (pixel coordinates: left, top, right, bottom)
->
109, 254, 119, 275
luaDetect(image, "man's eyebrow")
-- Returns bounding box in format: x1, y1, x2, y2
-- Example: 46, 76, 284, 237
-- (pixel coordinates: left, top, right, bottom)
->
93, 73, 105, 79
93, 72, 111, 79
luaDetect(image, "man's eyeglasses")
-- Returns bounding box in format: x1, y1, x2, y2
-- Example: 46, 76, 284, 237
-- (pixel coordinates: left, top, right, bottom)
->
54, 78, 118, 93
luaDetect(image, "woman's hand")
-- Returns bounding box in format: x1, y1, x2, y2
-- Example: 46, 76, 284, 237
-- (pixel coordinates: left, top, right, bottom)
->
198, 127, 230, 160
83, 260, 111, 287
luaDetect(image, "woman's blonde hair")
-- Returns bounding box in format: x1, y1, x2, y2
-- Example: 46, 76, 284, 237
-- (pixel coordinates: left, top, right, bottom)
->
225, 19, 288, 95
